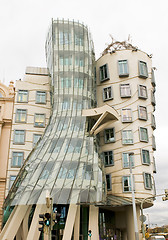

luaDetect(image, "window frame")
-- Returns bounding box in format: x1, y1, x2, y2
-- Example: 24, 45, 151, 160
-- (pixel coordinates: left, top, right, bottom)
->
120, 84, 131, 98
122, 130, 134, 145
143, 172, 152, 190
34, 113, 46, 128
99, 64, 109, 82
138, 85, 148, 99
104, 128, 115, 143
122, 152, 134, 168
118, 60, 129, 77
151, 113, 156, 130
36, 91, 47, 104
13, 130, 25, 145
11, 152, 24, 168
9, 175, 17, 189
103, 86, 113, 101
103, 150, 114, 167
122, 175, 132, 192
139, 127, 149, 142
17, 90, 28, 103
33, 134, 42, 147
15, 109, 27, 123
138, 106, 148, 121
141, 149, 150, 165
106, 174, 112, 191
139, 61, 148, 79
121, 108, 132, 123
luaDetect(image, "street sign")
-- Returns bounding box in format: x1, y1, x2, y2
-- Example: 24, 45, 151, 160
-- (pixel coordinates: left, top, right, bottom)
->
139, 214, 146, 223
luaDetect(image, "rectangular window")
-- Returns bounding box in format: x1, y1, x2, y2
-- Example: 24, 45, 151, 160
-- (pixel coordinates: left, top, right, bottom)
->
122, 153, 134, 168
151, 68, 156, 87
36, 91, 46, 104
74, 78, 83, 88
122, 130, 133, 144
103, 86, 113, 101
123, 176, 132, 192
122, 108, 132, 122
151, 114, 156, 130
106, 174, 111, 190
139, 61, 148, 78
118, 60, 129, 77
13, 130, 25, 144
59, 56, 72, 65
9, 175, 17, 189
153, 157, 156, 173
99, 64, 109, 82
144, 172, 152, 189
151, 90, 156, 106
103, 151, 114, 166
139, 127, 148, 142
74, 33, 84, 46
138, 106, 147, 120
138, 85, 147, 99
141, 149, 150, 165
59, 31, 71, 45
17, 90, 28, 102
104, 128, 115, 143
34, 114, 45, 127
61, 78, 72, 88
75, 57, 84, 67
33, 134, 42, 146
11, 152, 24, 167
120, 84, 131, 97
15, 109, 27, 123
152, 134, 156, 150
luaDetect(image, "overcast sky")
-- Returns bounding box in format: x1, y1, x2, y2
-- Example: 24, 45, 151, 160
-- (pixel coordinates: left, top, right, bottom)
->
0, 0, 168, 227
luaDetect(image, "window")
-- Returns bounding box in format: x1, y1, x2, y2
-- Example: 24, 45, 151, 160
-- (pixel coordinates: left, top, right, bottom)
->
139, 61, 148, 78
123, 176, 132, 192
122, 130, 133, 144
122, 108, 132, 122
17, 90, 28, 102
15, 109, 27, 123
122, 153, 134, 168
33, 134, 42, 146
120, 84, 131, 98
13, 130, 25, 144
104, 128, 115, 143
152, 134, 156, 150
59, 31, 71, 45
36, 91, 46, 104
139, 127, 148, 142
74, 78, 83, 88
141, 149, 150, 165
151, 68, 156, 87
103, 86, 113, 101
74, 32, 84, 46
144, 173, 152, 189
118, 60, 129, 77
151, 90, 156, 106
9, 175, 16, 189
151, 114, 156, 130
153, 157, 157, 173
61, 78, 72, 88
138, 85, 147, 99
34, 114, 45, 127
75, 57, 84, 67
106, 174, 111, 190
11, 152, 24, 167
138, 106, 147, 120
59, 56, 72, 65
99, 64, 109, 82
103, 151, 114, 166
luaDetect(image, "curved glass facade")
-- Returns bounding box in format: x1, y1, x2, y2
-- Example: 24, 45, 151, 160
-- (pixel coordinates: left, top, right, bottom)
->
5, 19, 105, 206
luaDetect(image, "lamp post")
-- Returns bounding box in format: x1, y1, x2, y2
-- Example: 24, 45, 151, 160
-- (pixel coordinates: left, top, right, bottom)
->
129, 153, 139, 240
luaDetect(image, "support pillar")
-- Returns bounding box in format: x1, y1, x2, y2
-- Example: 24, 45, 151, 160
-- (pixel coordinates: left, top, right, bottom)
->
62, 204, 78, 240
74, 205, 80, 240
88, 205, 99, 240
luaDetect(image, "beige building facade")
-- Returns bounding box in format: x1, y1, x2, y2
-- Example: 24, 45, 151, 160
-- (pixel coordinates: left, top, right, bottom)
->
0, 81, 14, 230
5, 67, 51, 196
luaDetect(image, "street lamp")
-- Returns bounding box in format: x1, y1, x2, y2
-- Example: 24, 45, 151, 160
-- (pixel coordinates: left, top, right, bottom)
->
129, 152, 139, 240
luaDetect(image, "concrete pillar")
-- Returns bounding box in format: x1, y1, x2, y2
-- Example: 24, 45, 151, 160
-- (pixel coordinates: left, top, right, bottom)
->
26, 204, 48, 240
88, 205, 99, 240
74, 205, 80, 240
0, 205, 29, 240
62, 204, 78, 240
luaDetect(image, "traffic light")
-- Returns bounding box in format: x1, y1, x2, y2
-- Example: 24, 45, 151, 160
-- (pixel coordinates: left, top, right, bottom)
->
162, 189, 168, 201
39, 214, 45, 232
44, 212, 51, 227
88, 230, 92, 237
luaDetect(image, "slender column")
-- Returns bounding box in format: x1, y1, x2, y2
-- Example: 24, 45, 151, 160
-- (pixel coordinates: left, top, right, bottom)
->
74, 205, 80, 240
26, 204, 48, 240
88, 205, 99, 240
21, 205, 32, 239
0, 205, 29, 240
62, 204, 78, 240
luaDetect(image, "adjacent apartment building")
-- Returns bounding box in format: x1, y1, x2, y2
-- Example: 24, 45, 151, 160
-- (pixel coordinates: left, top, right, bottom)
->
0, 19, 156, 240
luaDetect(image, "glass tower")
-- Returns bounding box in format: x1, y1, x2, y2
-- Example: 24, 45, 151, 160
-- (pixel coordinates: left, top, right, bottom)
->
5, 19, 105, 207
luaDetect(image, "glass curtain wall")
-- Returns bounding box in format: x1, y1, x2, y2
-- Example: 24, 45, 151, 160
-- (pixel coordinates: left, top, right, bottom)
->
5, 19, 105, 207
